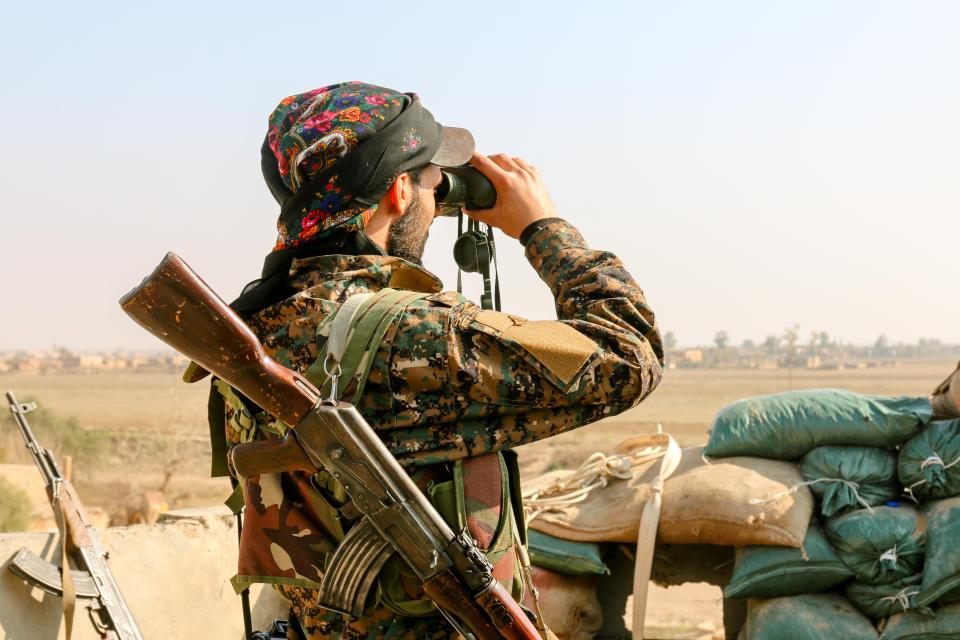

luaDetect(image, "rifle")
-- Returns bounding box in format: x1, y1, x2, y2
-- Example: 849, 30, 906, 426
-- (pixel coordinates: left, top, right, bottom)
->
5, 391, 144, 640
119, 253, 542, 640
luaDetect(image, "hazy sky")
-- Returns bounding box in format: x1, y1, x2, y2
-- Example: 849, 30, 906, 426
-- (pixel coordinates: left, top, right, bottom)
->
1, 1, 957, 350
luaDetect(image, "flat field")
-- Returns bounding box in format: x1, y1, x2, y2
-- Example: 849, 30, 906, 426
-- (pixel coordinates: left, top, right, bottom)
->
2, 359, 952, 497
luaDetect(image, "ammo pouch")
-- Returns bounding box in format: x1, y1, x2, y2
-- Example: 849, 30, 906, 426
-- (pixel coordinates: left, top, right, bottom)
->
209, 287, 526, 610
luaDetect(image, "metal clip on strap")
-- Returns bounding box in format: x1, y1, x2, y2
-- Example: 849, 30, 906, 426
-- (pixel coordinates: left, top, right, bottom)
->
322, 293, 373, 404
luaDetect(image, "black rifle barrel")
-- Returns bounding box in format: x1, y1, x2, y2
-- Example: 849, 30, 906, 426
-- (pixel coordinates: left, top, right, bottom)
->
6, 391, 57, 487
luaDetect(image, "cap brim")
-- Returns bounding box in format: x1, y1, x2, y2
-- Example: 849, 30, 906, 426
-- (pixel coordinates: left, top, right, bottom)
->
430, 126, 475, 167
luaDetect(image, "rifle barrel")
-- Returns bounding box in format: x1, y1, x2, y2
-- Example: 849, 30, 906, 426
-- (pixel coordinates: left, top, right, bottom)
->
6, 390, 57, 486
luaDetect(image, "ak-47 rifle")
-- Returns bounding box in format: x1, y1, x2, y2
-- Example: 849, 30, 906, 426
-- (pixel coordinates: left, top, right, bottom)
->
119, 253, 542, 640
6, 391, 144, 640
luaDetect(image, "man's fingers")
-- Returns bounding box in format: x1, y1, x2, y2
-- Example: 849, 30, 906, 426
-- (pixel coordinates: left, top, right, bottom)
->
512, 157, 538, 177
488, 153, 522, 173
469, 152, 509, 185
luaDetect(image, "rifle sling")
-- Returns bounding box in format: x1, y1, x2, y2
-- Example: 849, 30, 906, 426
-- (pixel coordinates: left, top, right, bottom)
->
306, 288, 430, 403
52, 489, 77, 640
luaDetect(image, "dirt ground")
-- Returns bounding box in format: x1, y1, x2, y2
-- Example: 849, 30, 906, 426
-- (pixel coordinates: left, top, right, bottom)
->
1, 358, 954, 635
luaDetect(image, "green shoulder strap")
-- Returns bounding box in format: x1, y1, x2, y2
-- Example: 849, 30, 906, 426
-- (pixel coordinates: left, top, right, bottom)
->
305, 288, 430, 403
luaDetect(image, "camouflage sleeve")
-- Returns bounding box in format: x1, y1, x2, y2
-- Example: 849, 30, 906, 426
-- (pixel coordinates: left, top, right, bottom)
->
366, 219, 665, 463
447, 218, 662, 416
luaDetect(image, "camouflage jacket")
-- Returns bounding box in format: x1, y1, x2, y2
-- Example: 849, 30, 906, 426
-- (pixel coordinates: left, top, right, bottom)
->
217, 219, 663, 639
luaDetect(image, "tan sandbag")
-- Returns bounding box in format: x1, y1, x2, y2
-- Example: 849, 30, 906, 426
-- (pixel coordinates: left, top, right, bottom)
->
658, 450, 814, 547
931, 361, 960, 419
522, 566, 601, 640
523, 434, 666, 542
528, 445, 813, 548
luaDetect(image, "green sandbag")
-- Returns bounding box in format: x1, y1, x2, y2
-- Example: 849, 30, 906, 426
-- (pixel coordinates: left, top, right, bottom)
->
526, 529, 608, 576
846, 575, 926, 619
725, 524, 853, 598
801, 446, 901, 517
825, 506, 925, 585
899, 420, 960, 502
705, 389, 932, 460
918, 497, 960, 606
739, 593, 878, 640
881, 602, 960, 640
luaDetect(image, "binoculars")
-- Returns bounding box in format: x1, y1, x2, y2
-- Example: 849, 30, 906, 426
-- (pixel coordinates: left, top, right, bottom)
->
434, 165, 500, 310
435, 166, 496, 215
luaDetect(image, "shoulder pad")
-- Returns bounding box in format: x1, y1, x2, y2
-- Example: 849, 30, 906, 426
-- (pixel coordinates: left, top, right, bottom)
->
472, 310, 598, 387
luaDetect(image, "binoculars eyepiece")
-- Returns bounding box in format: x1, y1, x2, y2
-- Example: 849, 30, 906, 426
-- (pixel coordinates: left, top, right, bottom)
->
435, 166, 496, 215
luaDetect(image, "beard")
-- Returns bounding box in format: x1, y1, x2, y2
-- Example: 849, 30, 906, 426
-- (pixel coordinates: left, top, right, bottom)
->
386, 192, 430, 265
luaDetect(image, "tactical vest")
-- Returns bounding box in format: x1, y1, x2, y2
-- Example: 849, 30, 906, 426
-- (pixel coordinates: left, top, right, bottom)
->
208, 288, 526, 615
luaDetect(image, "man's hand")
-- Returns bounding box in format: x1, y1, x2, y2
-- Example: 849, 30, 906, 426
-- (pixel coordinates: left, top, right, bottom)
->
464, 152, 557, 239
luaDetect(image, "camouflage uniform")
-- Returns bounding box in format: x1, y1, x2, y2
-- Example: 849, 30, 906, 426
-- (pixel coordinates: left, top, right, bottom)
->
219, 219, 663, 639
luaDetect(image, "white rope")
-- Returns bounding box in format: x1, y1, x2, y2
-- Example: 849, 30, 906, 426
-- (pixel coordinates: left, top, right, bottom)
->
880, 586, 919, 613
748, 477, 875, 513
523, 445, 667, 523
904, 451, 960, 503
879, 546, 898, 565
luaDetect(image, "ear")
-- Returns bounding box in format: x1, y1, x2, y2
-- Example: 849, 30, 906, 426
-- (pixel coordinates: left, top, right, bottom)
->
386, 172, 414, 215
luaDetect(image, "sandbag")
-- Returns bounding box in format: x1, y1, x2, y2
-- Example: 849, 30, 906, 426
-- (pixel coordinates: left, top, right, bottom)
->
657, 451, 814, 547
846, 575, 925, 619
527, 445, 814, 548
881, 602, 960, 640
801, 446, 901, 517
917, 497, 960, 606
724, 524, 853, 599
899, 420, 960, 502
527, 530, 608, 576
705, 389, 932, 460
522, 433, 670, 542
930, 361, 960, 420
739, 593, 878, 640
826, 506, 926, 586
522, 566, 601, 640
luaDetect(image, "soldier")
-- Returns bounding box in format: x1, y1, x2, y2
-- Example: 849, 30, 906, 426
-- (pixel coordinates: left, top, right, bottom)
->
203, 81, 664, 639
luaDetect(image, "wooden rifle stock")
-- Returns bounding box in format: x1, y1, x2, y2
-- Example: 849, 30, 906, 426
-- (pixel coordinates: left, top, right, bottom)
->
52, 481, 94, 553
119, 253, 319, 426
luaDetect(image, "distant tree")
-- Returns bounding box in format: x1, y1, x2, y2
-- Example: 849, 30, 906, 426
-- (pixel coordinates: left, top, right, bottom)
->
818, 331, 831, 348
742, 338, 756, 350
763, 334, 779, 354
874, 334, 889, 356
663, 331, 678, 351
781, 325, 799, 356
714, 330, 730, 350
782, 324, 801, 390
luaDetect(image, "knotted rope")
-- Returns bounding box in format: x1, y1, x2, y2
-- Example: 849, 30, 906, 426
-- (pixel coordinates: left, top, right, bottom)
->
879, 546, 899, 568
905, 452, 960, 502
880, 585, 920, 613
523, 443, 668, 523
748, 477, 876, 512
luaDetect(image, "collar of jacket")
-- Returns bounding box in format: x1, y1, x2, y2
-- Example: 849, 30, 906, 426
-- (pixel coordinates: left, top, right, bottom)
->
287, 253, 443, 295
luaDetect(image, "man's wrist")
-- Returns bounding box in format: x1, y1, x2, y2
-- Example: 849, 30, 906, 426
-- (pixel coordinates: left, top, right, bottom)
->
519, 217, 566, 247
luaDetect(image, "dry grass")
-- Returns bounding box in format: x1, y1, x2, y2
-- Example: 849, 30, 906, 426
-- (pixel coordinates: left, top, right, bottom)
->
0, 371, 209, 434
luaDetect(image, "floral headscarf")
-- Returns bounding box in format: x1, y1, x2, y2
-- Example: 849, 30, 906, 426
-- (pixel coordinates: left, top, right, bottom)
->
261, 82, 444, 251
